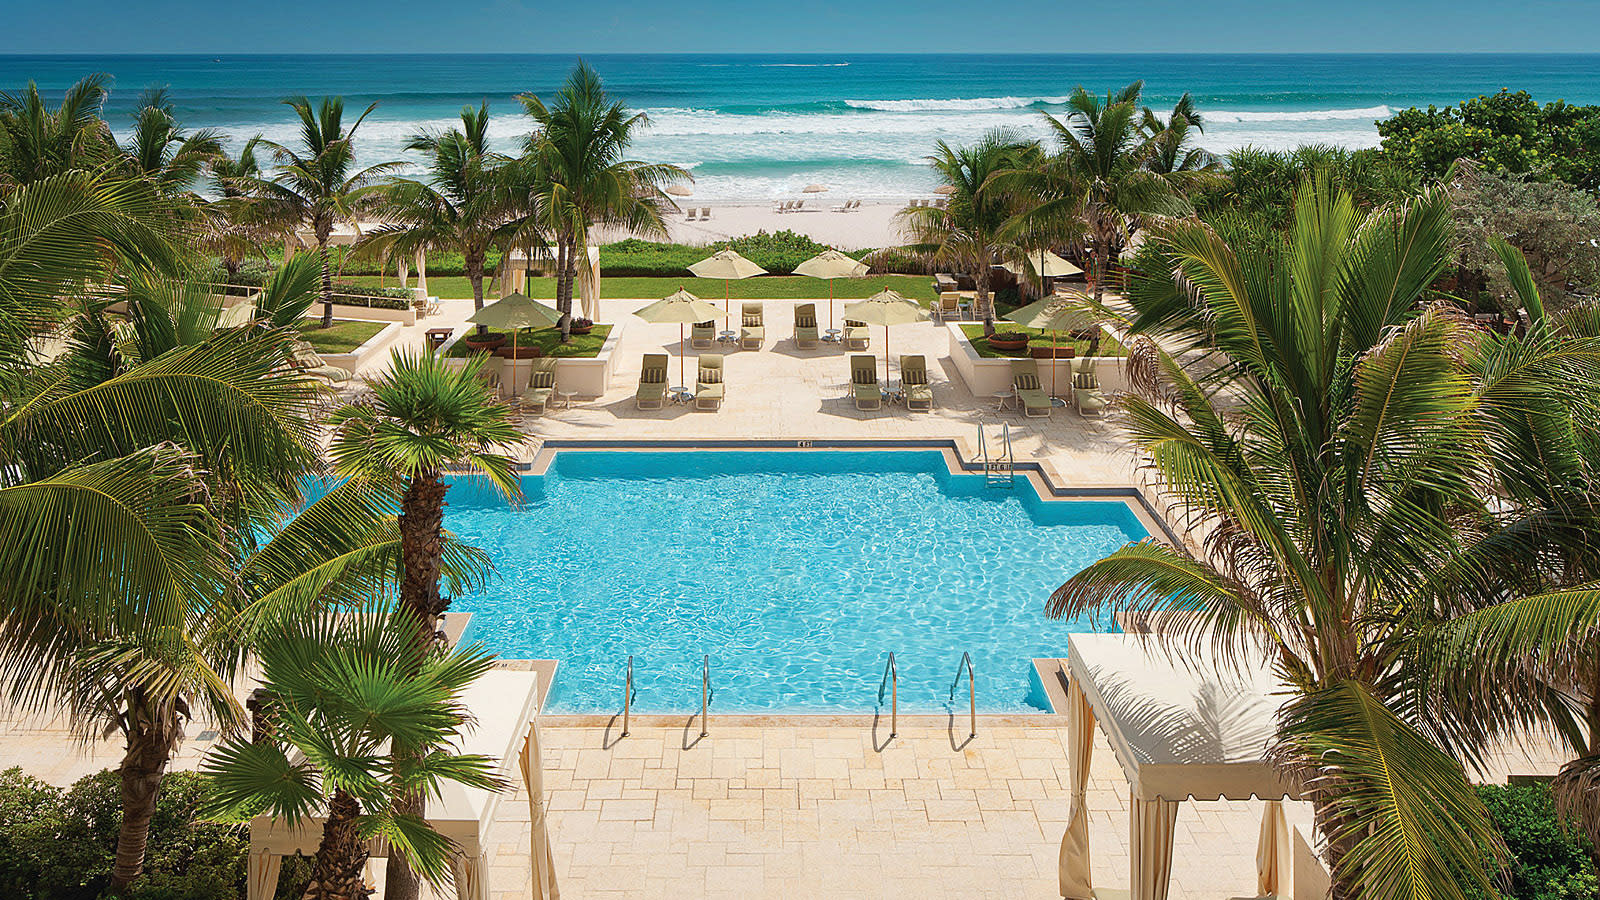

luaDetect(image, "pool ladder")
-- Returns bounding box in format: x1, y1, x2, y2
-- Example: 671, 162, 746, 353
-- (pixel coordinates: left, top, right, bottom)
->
620, 655, 715, 739
951, 652, 976, 740
878, 652, 899, 740
977, 423, 1014, 488
876, 652, 978, 742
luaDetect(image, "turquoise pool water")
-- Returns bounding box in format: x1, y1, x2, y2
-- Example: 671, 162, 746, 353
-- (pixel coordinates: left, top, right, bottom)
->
448, 450, 1145, 713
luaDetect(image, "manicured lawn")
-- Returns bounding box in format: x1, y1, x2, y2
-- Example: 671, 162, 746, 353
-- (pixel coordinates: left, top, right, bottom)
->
446, 324, 612, 359
297, 318, 387, 354
958, 323, 1126, 359
348, 274, 936, 302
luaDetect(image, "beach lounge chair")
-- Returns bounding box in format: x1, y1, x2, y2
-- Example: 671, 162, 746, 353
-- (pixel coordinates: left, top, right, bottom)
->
900, 355, 933, 411
1011, 359, 1052, 418
932, 292, 963, 323
774, 199, 789, 213
691, 320, 716, 349
684, 207, 697, 221
850, 355, 881, 410
740, 303, 765, 349
695, 354, 725, 410
831, 199, 849, 212
1074, 359, 1107, 416
636, 353, 669, 409
842, 319, 870, 350
700, 207, 711, 220
477, 365, 502, 399
794, 303, 820, 348
520, 358, 559, 416
289, 341, 354, 385
850, 199, 862, 211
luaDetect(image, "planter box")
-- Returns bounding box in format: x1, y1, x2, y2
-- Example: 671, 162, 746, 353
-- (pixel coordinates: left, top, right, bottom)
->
324, 301, 417, 326
319, 321, 402, 371
446, 320, 626, 399
945, 322, 1128, 397
1029, 345, 1077, 359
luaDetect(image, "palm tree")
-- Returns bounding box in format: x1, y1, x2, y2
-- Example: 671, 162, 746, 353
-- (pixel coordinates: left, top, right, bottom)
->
1047, 181, 1600, 899
1139, 93, 1221, 185
894, 129, 1039, 334
327, 349, 521, 900
516, 61, 689, 340
118, 87, 223, 200
200, 605, 504, 900
367, 103, 516, 333
0, 73, 114, 187
1006, 82, 1189, 306
255, 96, 398, 328
203, 135, 272, 285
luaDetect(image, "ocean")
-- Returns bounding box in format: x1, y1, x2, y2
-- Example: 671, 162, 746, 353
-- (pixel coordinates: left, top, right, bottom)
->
3, 53, 1599, 200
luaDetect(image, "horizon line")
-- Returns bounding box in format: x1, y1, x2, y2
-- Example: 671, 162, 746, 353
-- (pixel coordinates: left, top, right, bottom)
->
4, 49, 1600, 58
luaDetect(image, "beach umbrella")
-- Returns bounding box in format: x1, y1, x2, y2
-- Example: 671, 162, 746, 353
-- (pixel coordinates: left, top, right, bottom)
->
633, 288, 724, 388
933, 185, 957, 196
802, 183, 830, 193
1002, 250, 1083, 280
794, 249, 868, 331
519, 722, 560, 900
689, 249, 767, 322
842, 288, 929, 386
666, 184, 693, 197
1005, 291, 1098, 405
467, 292, 564, 366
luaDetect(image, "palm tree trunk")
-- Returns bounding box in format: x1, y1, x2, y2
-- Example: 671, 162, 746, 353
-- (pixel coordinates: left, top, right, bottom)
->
109, 693, 182, 895
1312, 793, 1362, 900
976, 258, 995, 337
319, 240, 335, 329
306, 789, 371, 900
468, 250, 488, 338
555, 233, 574, 342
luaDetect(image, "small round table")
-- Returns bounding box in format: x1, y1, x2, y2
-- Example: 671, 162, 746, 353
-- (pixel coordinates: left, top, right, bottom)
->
670, 386, 693, 404
823, 328, 843, 343
991, 389, 1016, 410
717, 330, 738, 344
557, 389, 579, 409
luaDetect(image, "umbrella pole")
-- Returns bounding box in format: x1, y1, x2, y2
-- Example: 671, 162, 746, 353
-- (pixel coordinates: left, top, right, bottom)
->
1052, 329, 1058, 400
680, 323, 687, 390
829, 279, 835, 331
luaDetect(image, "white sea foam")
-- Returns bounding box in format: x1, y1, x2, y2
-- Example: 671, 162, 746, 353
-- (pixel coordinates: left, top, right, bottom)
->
1205, 105, 1393, 123
843, 95, 1071, 111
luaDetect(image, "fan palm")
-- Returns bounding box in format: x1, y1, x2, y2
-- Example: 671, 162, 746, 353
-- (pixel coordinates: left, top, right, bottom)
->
255, 96, 399, 328
894, 129, 1039, 334
366, 103, 517, 333
0, 73, 115, 188
200, 604, 504, 900
327, 349, 520, 900
1047, 181, 1600, 900
515, 61, 689, 340
1004, 82, 1190, 306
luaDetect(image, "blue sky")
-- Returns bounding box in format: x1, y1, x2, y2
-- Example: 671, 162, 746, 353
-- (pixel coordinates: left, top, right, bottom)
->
5, 0, 1600, 53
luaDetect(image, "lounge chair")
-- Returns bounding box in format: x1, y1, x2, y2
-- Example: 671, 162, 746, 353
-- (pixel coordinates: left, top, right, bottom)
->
691, 320, 716, 349
684, 207, 698, 221
289, 341, 353, 385
794, 303, 820, 348
700, 207, 711, 220
1011, 358, 1052, 418
793, 199, 805, 212
932, 292, 963, 323
1074, 359, 1107, 416
636, 353, 669, 409
901, 354, 933, 411
478, 366, 502, 399
850, 355, 881, 410
842, 319, 870, 350
521, 358, 558, 416
740, 303, 765, 350
695, 353, 725, 410
970, 294, 994, 323
774, 199, 789, 213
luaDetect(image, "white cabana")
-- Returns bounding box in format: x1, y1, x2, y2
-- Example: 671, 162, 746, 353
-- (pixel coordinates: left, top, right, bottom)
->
246, 669, 544, 900
501, 247, 604, 321
1051, 634, 1313, 900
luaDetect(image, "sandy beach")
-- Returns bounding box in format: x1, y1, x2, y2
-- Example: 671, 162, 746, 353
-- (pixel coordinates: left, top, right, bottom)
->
601, 199, 907, 250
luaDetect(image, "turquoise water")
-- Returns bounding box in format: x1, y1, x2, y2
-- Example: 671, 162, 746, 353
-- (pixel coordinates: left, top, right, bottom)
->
447, 450, 1145, 713
5, 53, 1600, 199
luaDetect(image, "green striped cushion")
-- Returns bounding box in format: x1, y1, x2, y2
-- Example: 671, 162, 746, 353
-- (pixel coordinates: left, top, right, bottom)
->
1015, 373, 1040, 391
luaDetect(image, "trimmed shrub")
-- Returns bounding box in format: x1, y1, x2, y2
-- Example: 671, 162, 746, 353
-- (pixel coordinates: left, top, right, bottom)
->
1475, 782, 1598, 900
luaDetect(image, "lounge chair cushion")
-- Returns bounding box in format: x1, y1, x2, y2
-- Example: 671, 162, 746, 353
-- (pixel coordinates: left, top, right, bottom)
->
1074, 372, 1098, 390
698, 366, 722, 384
1015, 373, 1041, 391
696, 382, 725, 400
525, 386, 554, 406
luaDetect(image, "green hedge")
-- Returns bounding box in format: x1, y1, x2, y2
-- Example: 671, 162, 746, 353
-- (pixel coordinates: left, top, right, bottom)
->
598, 231, 872, 277
1474, 782, 1598, 900
0, 767, 311, 900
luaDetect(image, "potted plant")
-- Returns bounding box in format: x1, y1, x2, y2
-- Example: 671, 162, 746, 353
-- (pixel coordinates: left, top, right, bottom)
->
569, 317, 595, 336
462, 331, 507, 352
495, 343, 543, 359
985, 331, 1030, 352
1029, 341, 1076, 359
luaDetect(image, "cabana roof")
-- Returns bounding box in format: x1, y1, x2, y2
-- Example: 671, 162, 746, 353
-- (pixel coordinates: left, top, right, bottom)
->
1063, 633, 1302, 803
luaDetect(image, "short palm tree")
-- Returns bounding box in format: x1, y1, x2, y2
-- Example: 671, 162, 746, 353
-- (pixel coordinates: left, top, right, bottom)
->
1139, 93, 1221, 186
0, 73, 114, 187
200, 605, 504, 900
327, 349, 521, 900
516, 61, 689, 340
1005, 82, 1189, 306
117, 87, 223, 200
894, 129, 1039, 334
367, 103, 516, 331
1048, 181, 1600, 900
203, 135, 273, 284
255, 96, 399, 328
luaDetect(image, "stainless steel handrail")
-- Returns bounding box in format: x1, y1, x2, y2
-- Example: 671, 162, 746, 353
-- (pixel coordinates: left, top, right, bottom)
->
622, 655, 636, 738
950, 651, 976, 740
878, 652, 898, 739
700, 654, 713, 738
1001, 423, 1014, 477
976, 424, 988, 471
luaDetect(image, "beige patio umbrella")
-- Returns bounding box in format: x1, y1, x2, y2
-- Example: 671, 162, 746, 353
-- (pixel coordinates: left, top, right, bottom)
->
689, 249, 767, 323
467, 292, 564, 363
841, 288, 929, 386
665, 184, 693, 197
794, 249, 868, 331
1003, 249, 1083, 281
519, 721, 560, 900
802, 183, 829, 193
933, 184, 957, 195
1005, 291, 1098, 405
633, 288, 724, 389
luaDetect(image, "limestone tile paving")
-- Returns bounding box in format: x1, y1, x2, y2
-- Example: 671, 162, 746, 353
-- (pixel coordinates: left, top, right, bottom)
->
483, 720, 1268, 900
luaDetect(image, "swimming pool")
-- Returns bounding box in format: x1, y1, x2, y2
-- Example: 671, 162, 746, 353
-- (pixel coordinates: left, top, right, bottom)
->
447, 449, 1146, 714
